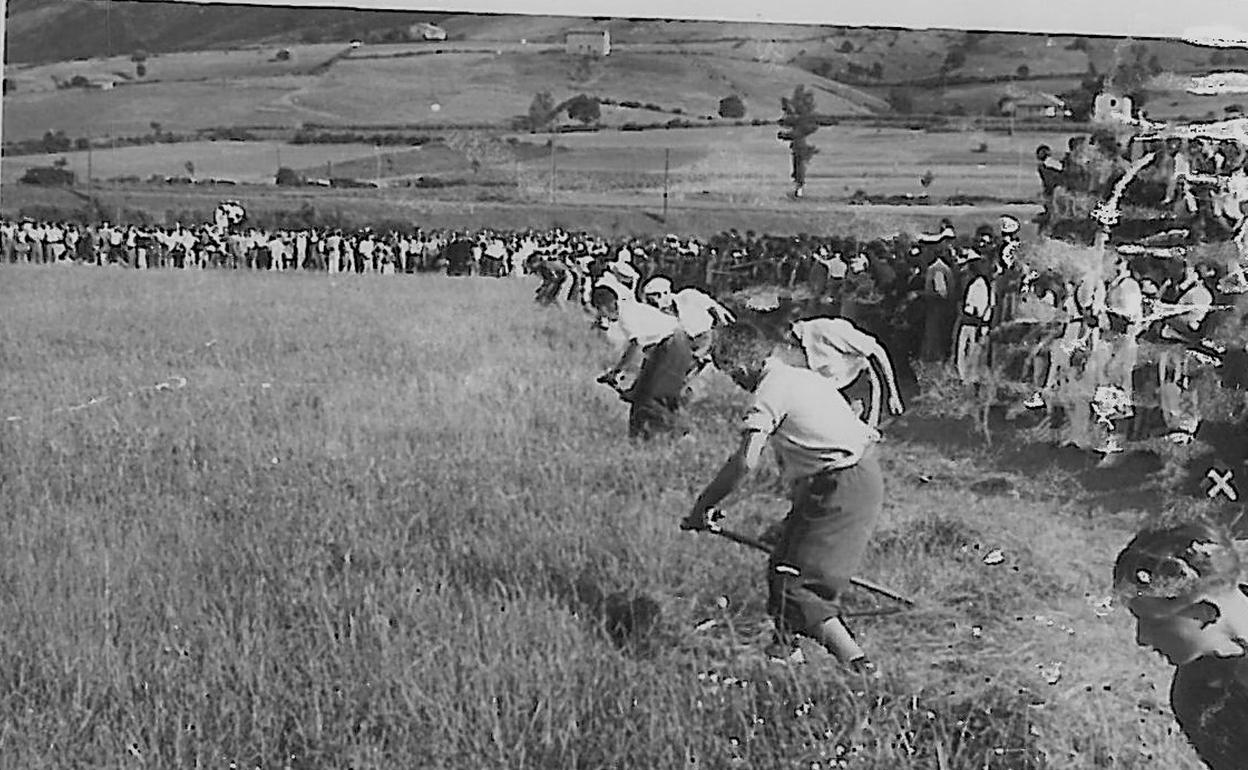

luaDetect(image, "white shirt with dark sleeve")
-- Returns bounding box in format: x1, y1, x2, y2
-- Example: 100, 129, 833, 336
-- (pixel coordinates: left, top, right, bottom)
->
742, 358, 879, 484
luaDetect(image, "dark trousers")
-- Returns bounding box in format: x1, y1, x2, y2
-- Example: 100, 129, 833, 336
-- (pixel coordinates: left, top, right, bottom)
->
628, 331, 694, 440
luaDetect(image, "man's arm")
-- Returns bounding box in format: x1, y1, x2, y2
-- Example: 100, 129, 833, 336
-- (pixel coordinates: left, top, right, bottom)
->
684, 431, 770, 528
708, 298, 736, 326
840, 326, 905, 417
605, 339, 642, 380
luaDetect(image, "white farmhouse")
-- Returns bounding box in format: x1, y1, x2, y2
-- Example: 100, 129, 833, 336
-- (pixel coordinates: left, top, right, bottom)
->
411, 23, 447, 41
565, 28, 610, 57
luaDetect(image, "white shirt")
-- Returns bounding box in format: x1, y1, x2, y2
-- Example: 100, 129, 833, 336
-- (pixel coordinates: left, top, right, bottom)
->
671, 289, 722, 337
610, 260, 640, 288
790, 318, 875, 389
963, 276, 993, 321
742, 358, 878, 483
617, 299, 680, 348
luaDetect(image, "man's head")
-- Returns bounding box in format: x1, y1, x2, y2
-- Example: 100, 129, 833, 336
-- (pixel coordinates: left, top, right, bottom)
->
1036, 144, 1052, 162
1114, 521, 1246, 666
975, 225, 996, 247
641, 276, 674, 310
590, 285, 622, 322
708, 310, 790, 392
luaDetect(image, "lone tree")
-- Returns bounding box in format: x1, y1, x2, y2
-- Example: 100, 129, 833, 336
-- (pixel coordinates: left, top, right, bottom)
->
566, 94, 601, 125
778, 85, 820, 198
527, 91, 556, 132
718, 94, 746, 119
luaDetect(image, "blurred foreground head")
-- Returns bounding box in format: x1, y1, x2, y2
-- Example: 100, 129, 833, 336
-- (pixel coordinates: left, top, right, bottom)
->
1114, 520, 1248, 666
1114, 521, 1241, 604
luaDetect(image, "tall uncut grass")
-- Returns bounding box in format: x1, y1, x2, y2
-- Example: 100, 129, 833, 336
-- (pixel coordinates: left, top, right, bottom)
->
0, 265, 1203, 768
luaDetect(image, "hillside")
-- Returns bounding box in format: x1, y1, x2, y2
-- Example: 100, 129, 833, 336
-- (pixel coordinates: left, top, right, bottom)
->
2, 0, 444, 63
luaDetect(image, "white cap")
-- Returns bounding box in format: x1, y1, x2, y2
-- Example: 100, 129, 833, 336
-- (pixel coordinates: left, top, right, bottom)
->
1000, 216, 1021, 234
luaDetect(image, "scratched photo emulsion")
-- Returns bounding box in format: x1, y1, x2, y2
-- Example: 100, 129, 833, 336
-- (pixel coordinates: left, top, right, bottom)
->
2, 1, 1248, 767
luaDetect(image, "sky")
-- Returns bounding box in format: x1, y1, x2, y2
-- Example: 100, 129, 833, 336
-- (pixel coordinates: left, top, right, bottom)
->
179, 0, 1248, 43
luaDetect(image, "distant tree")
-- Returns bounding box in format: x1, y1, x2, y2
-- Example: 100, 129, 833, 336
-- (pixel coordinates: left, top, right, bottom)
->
74, 137, 90, 150
812, 61, 837, 79
150, 121, 163, 135
136, 63, 147, 78
777, 85, 820, 197
528, 91, 556, 131
53, 157, 68, 169
184, 161, 195, 178
942, 48, 967, 72
20, 166, 75, 186
869, 61, 884, 79
275, 49, 292, 61
1107, 43, 1155, 116
1067, 37, 1089, 51
839, 39, 854, 54
1016, 64, 1030, 78
920, 169, 934, 189
40, 130, 71, 153
718, 94, 746, 119
566, 94, 601, 125
887, 87, 916, 114
1147, 53, 1163, 75
275, 167, 305, 186
69, 74, 89, 88
130, 49, 148, 63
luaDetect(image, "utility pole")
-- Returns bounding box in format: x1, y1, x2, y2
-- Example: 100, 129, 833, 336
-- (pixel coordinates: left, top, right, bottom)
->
87, 142, 93, 187
662, 148, 670, 220
374, 144, 381, 183
1012, 114, 1021, 197
549, 133, 557, 205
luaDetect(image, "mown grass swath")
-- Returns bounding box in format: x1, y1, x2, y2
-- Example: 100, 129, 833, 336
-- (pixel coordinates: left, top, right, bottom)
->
0, 267, 1202, 767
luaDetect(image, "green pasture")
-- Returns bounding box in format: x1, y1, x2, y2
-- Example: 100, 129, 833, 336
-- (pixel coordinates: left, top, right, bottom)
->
3, 80, 318, 142
1, 141, 385, 185
0, 265, 1205, 767
3, 123, 1079, 203
1, 180, 1039, 242
6, 44, 349, 94
296, 50, 870, 128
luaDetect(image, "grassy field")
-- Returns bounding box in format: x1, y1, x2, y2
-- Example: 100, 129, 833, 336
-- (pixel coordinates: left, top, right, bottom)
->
3, 123, 1079, 196
0, 141, 386, 185
294, 50, 870, 129
5, 44, 350, 94
2, 80, 322, 142
1, 180, 1042, 243
1, 42, 873, 143
0, 265, 1210, 767
2, 123, 1078, 228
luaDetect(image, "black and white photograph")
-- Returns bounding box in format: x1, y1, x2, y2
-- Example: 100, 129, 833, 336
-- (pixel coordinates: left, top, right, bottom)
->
3, 0, 1248, 766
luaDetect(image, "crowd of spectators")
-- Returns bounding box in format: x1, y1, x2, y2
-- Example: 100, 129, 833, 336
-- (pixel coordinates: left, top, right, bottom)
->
4, 193, 1245, 463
